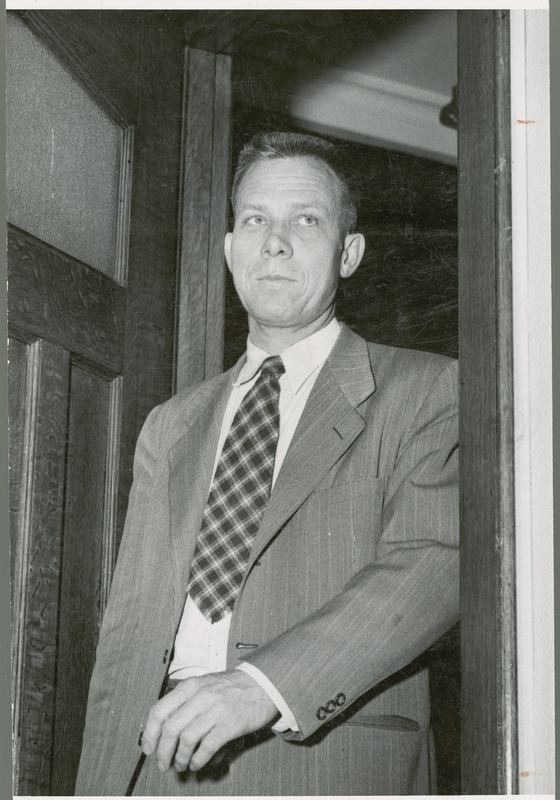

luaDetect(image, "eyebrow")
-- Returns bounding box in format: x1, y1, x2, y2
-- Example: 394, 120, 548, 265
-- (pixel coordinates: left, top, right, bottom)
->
291, 201, 329, 213
237, 203, 268, 213
237, 201, 330, 214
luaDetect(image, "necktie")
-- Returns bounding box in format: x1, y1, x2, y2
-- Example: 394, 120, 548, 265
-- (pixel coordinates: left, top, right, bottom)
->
187, 356, 285, 623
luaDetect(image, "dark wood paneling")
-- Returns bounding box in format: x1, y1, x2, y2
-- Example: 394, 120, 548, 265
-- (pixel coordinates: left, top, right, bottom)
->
14, 340, 70, 796
458, 10, 516, 794
117, 17, 185, 548
8, 225, 125, 373
176, 47, 232, 390
52, 363, 111, 795
205, 54, 231, 378
177, 48, 217, 388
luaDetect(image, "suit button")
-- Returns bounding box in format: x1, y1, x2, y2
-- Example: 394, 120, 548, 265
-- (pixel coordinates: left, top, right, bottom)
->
326, 700, 336, 713
138, 730, 143, 747
163, 649, 169, 664
335, 693, 346, 706
316, 707, 328, 720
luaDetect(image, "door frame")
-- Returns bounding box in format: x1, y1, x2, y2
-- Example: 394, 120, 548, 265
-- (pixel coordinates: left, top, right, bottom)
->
457, 8, 553, 795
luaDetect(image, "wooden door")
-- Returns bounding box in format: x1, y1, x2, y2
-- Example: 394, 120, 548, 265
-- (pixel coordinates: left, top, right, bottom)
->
8, 11, 187, 795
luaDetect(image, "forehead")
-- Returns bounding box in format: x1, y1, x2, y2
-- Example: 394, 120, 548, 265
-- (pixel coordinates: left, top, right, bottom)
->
236, 156, 341, 209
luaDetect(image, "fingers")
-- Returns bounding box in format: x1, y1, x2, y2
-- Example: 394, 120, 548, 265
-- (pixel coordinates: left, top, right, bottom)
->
150, 694, 229, 773
141, 671, 278, 774
173, 719, 227, 773
154, 699, 202, 771
143, 681, 226, 772
142, 681, 199, 757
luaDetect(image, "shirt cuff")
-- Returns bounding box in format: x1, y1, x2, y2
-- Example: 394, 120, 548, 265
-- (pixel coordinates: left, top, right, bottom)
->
235, 662, 299, 733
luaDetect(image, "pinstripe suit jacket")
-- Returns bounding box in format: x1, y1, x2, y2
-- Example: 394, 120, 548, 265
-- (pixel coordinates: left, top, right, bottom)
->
76, 324, 459, 796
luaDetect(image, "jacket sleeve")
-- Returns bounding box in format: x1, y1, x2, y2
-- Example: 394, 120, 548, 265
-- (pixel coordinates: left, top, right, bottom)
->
242, 359, 459, 741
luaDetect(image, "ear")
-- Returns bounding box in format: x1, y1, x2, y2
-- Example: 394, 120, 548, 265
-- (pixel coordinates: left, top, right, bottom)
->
340, 233, 365, 278
224, 232, 233, 273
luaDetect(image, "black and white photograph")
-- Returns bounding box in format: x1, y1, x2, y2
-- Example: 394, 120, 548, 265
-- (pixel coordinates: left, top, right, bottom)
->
6, 3, 553, 797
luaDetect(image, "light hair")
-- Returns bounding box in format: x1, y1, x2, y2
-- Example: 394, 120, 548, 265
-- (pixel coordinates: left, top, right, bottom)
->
231, 131, 358, 235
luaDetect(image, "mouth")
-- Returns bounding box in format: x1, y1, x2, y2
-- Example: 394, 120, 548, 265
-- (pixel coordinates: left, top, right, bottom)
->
257, 275, 295, 282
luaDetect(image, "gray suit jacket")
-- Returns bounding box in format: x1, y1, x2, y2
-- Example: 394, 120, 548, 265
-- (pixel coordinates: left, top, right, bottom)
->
76, 324, 459, 796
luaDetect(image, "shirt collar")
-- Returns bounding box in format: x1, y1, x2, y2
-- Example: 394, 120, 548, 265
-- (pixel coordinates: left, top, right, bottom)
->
235, 318, 341, 394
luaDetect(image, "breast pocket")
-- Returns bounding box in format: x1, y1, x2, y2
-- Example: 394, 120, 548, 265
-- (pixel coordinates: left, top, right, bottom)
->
312, 476, 388, 576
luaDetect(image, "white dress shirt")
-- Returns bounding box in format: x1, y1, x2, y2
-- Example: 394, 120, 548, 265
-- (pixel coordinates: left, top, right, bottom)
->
168, 318, 341, 731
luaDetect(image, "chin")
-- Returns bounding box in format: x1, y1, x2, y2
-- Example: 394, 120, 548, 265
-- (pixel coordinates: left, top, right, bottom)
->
253, 311, 304, 329
251, 302, 298, 324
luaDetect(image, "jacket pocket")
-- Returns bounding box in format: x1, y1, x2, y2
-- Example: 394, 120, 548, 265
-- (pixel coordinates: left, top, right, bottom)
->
341, 714, 420, 732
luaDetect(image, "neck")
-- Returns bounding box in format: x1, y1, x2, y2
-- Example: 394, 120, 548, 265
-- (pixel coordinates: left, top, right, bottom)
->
248, 309, 336, 355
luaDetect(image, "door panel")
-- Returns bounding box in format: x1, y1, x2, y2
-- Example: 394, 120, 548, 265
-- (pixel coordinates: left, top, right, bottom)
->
10, 336, 70, 796
8, 245, 123, 795
52, 363, 120, 796
8, 11, 186, 794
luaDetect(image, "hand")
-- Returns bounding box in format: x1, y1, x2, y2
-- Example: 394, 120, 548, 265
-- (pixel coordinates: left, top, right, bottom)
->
142, 670, 278, 773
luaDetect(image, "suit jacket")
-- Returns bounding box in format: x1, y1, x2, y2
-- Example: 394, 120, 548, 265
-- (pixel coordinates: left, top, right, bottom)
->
75, 324, 459, 796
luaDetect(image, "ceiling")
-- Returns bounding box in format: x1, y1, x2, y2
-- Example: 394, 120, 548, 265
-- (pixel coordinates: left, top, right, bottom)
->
177, 9, 458, 164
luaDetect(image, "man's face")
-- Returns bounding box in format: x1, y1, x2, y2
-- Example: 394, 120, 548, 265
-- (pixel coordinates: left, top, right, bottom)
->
225, 156, 364, 337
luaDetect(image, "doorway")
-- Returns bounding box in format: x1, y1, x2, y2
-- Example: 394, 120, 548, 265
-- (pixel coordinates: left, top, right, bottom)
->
8, 9, 528, 795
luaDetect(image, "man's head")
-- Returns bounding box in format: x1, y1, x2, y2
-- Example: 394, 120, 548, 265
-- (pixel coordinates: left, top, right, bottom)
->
225, 132, 365, 350
231, 131, 358, 237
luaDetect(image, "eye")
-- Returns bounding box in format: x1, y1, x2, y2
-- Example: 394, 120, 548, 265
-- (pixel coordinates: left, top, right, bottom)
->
246, 214, 267, 225
297, 214, 318, 226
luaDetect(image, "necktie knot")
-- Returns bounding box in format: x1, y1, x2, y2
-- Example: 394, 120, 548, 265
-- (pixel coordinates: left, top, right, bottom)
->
259, 355, 285, 384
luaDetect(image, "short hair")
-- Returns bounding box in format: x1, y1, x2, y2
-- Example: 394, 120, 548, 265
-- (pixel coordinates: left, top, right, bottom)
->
231, 131, 359, 235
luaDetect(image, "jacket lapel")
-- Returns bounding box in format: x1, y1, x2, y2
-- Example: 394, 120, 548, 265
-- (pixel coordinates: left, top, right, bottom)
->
244, 325, 376, 573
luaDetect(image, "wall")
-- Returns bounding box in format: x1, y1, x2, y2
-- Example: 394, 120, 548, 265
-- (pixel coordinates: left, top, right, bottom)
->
511, 9, 554, 794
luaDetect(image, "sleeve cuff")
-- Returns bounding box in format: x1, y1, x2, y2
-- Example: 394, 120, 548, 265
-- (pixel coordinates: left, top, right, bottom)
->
235, 662, 299, 733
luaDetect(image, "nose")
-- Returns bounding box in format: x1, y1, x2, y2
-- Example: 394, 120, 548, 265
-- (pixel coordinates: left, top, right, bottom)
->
261, 224, 293, 259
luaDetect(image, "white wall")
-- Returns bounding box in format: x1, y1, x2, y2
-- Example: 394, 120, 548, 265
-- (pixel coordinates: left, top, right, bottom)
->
511, 9, 554, 794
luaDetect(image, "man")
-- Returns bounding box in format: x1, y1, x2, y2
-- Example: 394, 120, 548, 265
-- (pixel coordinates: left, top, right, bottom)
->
76, 132, 459, 796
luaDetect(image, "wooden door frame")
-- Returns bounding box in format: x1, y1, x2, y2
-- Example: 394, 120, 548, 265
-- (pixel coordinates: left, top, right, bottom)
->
175, 46, 232, 391
457, 10, 517, 794
458, 12, 553, 793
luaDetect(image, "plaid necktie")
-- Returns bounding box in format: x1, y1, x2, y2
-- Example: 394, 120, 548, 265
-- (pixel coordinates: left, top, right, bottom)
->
187, 356, 285, 623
